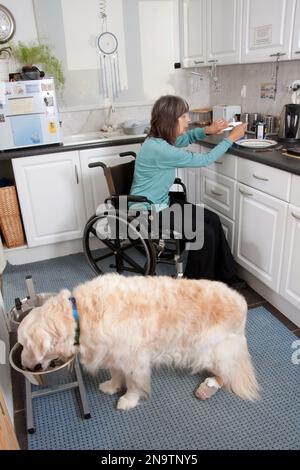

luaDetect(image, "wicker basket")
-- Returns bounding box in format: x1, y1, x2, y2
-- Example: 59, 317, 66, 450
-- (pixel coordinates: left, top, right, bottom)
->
0, 186, 25, 248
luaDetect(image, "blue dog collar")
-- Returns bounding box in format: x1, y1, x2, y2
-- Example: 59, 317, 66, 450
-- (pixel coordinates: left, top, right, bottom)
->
69, 297, 80, 345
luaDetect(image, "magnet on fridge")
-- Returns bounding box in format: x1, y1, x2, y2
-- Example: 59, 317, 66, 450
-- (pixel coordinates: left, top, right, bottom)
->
48, 121, 56, 133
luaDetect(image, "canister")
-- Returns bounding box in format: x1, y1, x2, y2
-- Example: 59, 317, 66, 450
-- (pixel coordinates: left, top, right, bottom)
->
255, 122, 266, 139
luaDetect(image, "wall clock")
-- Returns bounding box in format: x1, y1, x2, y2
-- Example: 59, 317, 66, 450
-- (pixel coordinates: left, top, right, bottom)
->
0, 4, 15, 44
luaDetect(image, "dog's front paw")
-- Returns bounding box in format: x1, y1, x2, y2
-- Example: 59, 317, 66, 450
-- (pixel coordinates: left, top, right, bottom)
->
117, 395, 139, 411
99, 380, 121, 395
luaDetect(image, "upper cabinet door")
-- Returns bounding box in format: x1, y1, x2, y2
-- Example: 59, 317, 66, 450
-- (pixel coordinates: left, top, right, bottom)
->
206, 0, 242, 64
291, 0, 300, 58
180, 0, 207, 67
241, 0, 296, 63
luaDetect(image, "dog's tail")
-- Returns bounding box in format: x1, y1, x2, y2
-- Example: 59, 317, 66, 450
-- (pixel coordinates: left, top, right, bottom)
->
215, 335, 260, 401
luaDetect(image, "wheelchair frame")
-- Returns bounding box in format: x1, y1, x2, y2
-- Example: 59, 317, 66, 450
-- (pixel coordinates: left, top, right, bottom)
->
82, 151, 187, 277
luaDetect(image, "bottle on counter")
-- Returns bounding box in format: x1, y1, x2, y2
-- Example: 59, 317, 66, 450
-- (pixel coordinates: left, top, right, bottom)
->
255, 122, 266, 139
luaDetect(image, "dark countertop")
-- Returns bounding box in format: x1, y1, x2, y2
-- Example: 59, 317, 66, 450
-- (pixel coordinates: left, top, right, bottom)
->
199, 134, 300, 176
1, 132, 300, 176
0, 135, 146, 162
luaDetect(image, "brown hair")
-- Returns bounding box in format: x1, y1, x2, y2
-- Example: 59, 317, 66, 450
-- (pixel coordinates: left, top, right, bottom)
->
148, 95, 189, 144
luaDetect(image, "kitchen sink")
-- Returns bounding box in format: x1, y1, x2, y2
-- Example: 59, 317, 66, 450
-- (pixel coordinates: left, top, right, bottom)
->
63, 131, 146, 146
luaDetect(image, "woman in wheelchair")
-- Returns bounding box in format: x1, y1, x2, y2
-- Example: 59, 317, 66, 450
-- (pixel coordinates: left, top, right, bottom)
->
129, 95, 247, 286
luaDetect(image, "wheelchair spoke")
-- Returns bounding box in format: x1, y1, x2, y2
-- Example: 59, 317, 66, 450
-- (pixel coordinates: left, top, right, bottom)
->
119, 251, 146, 274
83, 213, 155, 276
92, 250, 115, 263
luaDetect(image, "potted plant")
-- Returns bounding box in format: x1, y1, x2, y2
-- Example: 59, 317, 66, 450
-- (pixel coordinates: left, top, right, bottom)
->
9, 40, 65, 89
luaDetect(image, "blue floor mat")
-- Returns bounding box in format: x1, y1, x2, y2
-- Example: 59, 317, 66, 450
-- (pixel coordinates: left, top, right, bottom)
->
25, 306, 300, 450
3, 255, 300, 449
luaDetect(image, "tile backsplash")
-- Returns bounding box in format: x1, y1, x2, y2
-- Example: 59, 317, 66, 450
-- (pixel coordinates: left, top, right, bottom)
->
209, 60, 300, 118
60, 60, 300, 135
59, 105, 153, 137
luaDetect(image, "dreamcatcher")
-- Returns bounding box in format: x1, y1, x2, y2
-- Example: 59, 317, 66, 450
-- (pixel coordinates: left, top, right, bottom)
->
97, 0, 121, 101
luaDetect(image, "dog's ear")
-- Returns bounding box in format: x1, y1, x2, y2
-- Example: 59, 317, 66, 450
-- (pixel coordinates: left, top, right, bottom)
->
27, 328, 53, 363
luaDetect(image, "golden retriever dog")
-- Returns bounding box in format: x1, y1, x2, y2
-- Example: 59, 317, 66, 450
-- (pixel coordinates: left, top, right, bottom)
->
18, 274, 259, 410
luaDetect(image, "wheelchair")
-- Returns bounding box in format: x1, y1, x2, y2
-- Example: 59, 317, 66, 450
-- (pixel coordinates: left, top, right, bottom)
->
83, 151, 188, 277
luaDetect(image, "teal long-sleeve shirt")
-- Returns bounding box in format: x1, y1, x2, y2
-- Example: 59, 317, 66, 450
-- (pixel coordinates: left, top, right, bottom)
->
130, 127, 233, 211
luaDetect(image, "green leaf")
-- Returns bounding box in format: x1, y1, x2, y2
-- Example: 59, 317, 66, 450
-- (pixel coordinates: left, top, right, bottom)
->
9, 40, 65, 89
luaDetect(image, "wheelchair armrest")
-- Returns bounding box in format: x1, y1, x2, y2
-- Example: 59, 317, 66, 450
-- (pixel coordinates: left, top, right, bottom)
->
119, 151, 137, 158
105, 195, 152, 205
88, 161, 106, 169
127, 195, 150, 203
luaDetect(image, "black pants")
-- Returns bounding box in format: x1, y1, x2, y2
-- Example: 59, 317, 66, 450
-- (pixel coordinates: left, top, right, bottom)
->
164, 193, 236, 281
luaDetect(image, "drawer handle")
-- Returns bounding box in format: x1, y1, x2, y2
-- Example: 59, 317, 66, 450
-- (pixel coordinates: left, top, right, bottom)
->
194, 60, 204, 64
252, 174, 269, 181
210, 190, 223, 197
291, 212, 300, 220
214, 161, 223, 165
239, 189, 253, 197
294, 51, 300, 54
75, 164, 79, 184
269, 52, 286, 57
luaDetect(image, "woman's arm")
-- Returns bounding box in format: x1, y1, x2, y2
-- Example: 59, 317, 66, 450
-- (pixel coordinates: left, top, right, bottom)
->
175, 127, 206, 147
157, 138, 233, 169
175, 120, 229, 147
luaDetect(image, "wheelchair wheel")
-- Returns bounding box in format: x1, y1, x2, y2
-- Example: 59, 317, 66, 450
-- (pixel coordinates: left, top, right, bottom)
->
83, 211, 156, 276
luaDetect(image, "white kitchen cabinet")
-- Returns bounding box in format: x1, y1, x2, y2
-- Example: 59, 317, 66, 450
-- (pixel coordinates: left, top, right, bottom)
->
280, 175, 300, 309
179, 0, 242, 67
179, 0, 207, 67
280, 205, 300, 308
291, 0, 300, 58
206, 0, 242, 64
241, 0, 296, 63
201, 168, 236, 220
237, 157, 291, 201
234, 182, 287, 291
79, 144, 141, 218
204, 152, 237, 179
12, 151, 87, 247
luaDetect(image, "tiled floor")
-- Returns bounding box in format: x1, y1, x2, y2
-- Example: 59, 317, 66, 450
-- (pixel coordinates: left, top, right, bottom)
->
11, 284, 299, 450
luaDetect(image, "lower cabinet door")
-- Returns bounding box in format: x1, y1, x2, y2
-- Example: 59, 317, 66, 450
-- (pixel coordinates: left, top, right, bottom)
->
280, 205, 300, 309
202, 204, 234, 252
234, 183, 287, 291
13, 151, 87, 247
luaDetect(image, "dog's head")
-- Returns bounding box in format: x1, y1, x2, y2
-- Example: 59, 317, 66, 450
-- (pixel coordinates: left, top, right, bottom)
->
17, 290, 74, 371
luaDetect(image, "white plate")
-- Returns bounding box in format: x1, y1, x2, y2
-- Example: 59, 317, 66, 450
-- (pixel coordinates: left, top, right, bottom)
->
235, 139, 277, 149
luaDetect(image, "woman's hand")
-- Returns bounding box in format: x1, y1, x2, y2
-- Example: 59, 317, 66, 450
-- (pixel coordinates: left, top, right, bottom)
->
205, 119, 229, 134
227, 123, 247, 143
